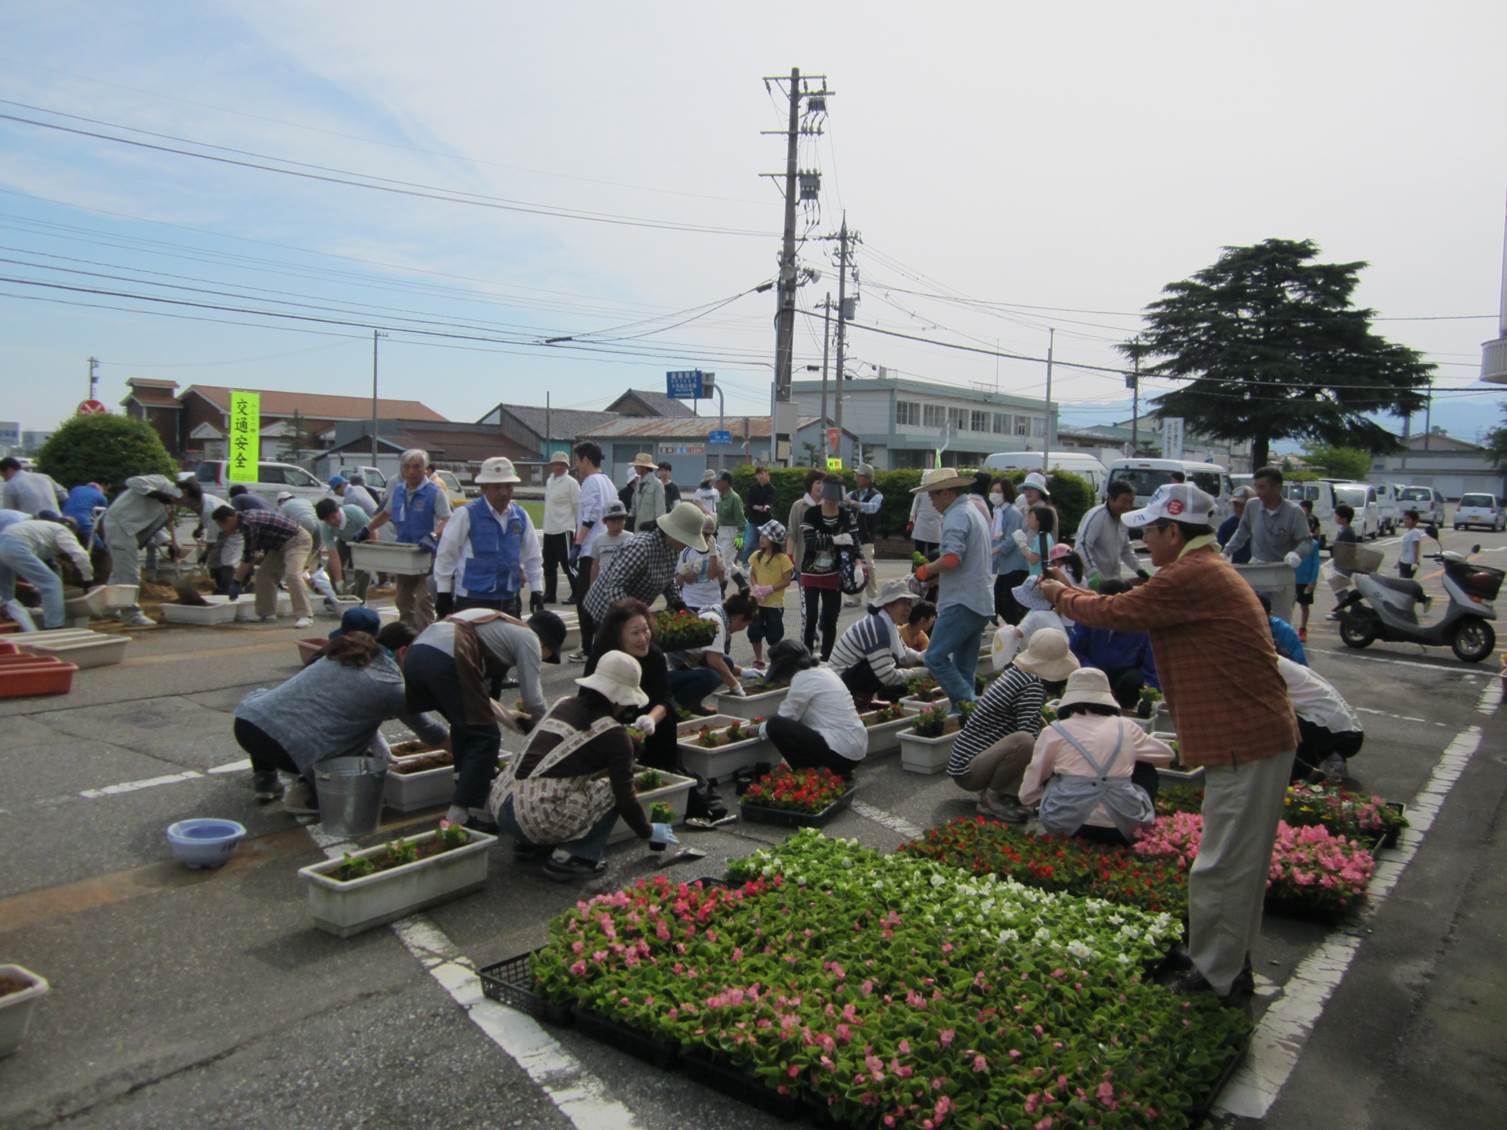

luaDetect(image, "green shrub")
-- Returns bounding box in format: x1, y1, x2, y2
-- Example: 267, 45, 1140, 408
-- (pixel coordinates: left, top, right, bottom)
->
36, 414, 175, 489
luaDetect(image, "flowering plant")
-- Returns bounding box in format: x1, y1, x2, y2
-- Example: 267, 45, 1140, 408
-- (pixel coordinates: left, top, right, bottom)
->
859, 702, 906, 726
910, 702, 970, 739
904, 675, 946, 702
1282, 783, 1408, 842
655, 608, 718, 650
635, 769, 666, 792
1155, 782, 1204, 817
689, 718, 762, 748
742, 767, 850, 813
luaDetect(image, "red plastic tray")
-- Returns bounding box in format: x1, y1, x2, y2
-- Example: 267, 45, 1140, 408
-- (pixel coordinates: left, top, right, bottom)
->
0, 655, 78, 697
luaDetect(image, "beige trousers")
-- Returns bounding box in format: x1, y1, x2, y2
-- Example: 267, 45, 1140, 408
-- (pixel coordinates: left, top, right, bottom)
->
395, 572, 435, 631
953, 731, 1035, 795
255, 528, 313, 619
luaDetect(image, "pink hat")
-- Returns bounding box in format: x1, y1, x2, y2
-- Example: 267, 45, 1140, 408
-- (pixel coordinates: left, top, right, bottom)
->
1049, 542, 1074, 561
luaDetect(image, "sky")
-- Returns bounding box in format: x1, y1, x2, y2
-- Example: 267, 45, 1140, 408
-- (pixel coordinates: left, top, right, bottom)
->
2, 0, 1504, 449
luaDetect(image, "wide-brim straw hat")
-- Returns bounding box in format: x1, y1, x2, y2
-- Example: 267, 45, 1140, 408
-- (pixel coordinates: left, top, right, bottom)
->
632, 452, 658, 470
657, 500, 710, 551
549, 451, 570, 465
575, 650, 650, 708
475, 456, 521, 484
911, 466, 973, 494
1012, 627, 1079, 682
1057, 667, 1119, 711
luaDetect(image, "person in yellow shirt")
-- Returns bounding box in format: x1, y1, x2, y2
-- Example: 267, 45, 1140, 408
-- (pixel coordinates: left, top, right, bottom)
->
745, 520, 794, 669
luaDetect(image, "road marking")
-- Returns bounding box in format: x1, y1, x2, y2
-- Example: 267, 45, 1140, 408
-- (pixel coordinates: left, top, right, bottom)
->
1354, 706, 1451, 729
122, 640, 295, 666
1215, 675, 1502, 1119
79, 770, 202, 797
852, 799, 925, 839
1310, 647, 1484, 676
207, 760, 249, 774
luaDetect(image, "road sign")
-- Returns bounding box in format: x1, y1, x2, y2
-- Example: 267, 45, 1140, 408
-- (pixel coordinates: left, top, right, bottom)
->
76, 399, 107, 416
666, 370, 716, 399
228, 391, 261, 483
826, 427, 840, 452
1162, 416, 1185, 460
708, 429, 733, 445
826, 457, 843, 471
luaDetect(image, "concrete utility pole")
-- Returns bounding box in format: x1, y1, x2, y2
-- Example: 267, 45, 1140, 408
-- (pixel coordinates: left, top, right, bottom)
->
1129, 337, 1140, 456
819, 292, 831, 457
87, 356, 99, 400
370, 330, 387, 465
1042, 327, 1055, 472
834, 215, 851, 441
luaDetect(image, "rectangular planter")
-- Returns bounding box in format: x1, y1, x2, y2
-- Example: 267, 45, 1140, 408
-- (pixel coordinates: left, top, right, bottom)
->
350, 541, 433, 576
860, 710, 920, 758
0, 964, 49, 1059
16, 634, 129, 668
713, 684, 789, 720
899, 693, 949, 714
383, 752, 455, 812
609, 770, 697, 844
898, 726, 959, 774
316, 595, 364, 619
741, 784, 856, 828
676, 729, 778, 782
80, 584, 139, 615
160, 601, 241, 626
0, 657, 78, 698
1150, 731, 1202, 782
297, 827, 496, 937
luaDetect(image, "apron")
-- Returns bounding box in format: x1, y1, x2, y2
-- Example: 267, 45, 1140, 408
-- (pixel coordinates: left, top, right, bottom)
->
488, 712, 620, 844
1037, 719, 1155, 839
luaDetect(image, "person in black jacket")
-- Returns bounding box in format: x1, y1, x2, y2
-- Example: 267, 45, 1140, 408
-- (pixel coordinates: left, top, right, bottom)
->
657, 462, 681, 508
742, 465, 776, 565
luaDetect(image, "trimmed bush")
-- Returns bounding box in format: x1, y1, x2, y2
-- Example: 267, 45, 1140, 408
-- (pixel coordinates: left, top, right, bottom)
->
36, 414, 176, 489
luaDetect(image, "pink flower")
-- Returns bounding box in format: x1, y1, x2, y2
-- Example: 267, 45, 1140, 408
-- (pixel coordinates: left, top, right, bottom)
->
1035, 1118, 1054, 1130
1009, 1048, 1023, 1059
972, 1054, 989, 1072
1097, 1080, 1117, 1108
898, 1038, 911, 1054
569, 961, 586, 976
787, 1064, 801, 1078
938, 1028, 955, 1048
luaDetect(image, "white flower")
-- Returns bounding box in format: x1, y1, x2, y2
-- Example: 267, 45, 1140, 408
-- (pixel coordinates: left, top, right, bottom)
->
1066, 940, 1094, 960
929, 873, 946, 888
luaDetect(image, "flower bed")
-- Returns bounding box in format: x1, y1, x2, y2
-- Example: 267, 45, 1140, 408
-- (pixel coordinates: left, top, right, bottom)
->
900, 817, 1189, 917
531, 830, 1246, 1128
740, 767, 855, 827
656, 608, 719, 649
1282, 783, 1408, 846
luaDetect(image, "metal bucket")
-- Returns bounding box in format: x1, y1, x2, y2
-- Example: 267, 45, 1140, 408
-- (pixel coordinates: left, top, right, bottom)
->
315, 757, 388, 837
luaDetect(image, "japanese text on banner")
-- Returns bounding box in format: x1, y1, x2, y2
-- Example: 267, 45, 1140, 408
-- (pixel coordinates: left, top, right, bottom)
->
228, 391, 260, 482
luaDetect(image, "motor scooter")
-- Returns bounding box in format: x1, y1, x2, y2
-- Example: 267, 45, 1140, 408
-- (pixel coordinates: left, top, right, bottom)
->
1336, 526, 1502, 663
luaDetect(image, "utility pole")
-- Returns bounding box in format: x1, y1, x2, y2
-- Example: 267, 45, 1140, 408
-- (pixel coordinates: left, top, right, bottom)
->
819, 292, 831, 458
1423, 381, 1432, 450
1042, 328, 1055, 472
1129, 337, 1141, 456
370, 330, 387, 466
833, 215, 851, 442
86, 356, 99, 401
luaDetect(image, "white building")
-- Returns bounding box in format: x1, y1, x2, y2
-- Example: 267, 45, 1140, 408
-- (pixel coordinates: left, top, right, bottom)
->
787, 372, 1054, 470
1372, 430, 1506, 500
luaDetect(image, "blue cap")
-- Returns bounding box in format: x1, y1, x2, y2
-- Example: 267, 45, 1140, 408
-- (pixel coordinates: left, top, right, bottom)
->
328, 606, 381, 640
328, 475, 348, 488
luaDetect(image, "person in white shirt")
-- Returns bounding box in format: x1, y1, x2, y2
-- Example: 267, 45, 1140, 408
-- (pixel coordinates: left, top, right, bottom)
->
1278, 656, 1363, 782
676, 513, 724, 610
178, 478, 238, 594
572, 442, 619, 649
757, 639, 868, 778
433, 456, 543, 618
907, 486, 943, 554
0, 517, 93, 629
692, 469, 719, 516
666, 592, 756, 711
1, 459, 67, 516
541, 451, 581, 605
1397, 509, 1423, 580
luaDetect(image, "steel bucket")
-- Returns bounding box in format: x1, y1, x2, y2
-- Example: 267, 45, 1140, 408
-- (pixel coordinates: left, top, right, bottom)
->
315, 756, 388, 837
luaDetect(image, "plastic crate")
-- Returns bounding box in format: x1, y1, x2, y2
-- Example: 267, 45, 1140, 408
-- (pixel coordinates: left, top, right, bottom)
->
476, 951, 574, 1026
1331, 541, 1383, 574
0, 656, 78, 698
740, 784, 856, 828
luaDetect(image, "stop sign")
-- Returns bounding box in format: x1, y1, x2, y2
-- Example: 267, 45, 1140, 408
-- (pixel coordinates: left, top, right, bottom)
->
77, 400, 108, 416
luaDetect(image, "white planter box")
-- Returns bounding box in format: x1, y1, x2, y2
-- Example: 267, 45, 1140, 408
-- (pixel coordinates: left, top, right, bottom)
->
160, 600, 241, 626
382, 752, 455, 812
713, 684, 789, 720
676, 720, 777, 782
609, 770, 697, 844
350, 541, 433, 576
0, 964, 49, 1059
860, 710, 920, 758
297, 828, 496, 938
79, 584, 138, 616
898, 693, 950, 715
316, 595, 364, 619
898, 726, 960, 775
206, 593, 291, 621
17, 634, 130, 669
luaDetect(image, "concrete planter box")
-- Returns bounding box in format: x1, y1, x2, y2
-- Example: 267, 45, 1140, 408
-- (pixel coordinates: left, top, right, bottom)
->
608, 770, 697, 844
18, 633, 129, 668
0, 964, 50, 1059
713, 683, 789, 720
316, 595, 364, 619
350, 541, 433, 576
860, 709, 921, 758
383, 751, 455, 812
161, 601, 240, 626
206, 593, 291, 621
899, 693, 949, 714
297, 827, 496, 938
676, 720, 777, 782
898, 726, 960, 775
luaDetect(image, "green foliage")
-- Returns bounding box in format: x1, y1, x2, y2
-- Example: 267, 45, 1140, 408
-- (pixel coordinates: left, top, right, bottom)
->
1302, 444, 1372, 480
1487, 404, 1507, 471
36, 414, 175, 489
1129, 238, 1433, 468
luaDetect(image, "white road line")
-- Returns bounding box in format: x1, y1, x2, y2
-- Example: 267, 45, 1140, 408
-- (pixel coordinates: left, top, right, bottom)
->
852, 799, 925, 839
1354, 706, 1451, 728
207, 760, 249, 774
1215, 675, 1502, 1119
302, 826, 641, 1130
1310, 647, 1484, 676
79, 770, 202, 798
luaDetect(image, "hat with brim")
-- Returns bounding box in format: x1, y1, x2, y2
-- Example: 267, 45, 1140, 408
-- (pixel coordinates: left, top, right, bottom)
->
575, 649, 650, 708
1020, 472, 1051, 497
632, 452, 658, 470
276, 492, 294, 504
1057, 667, 1119, 711
329, 606, 381, 640
1122, 482, 1217, 529
603, 500, 628, 520
1011, 574, 1054, 612
528, 609, 567, 663
657, 500, 709, 551
549, 451, 570, 465
871, 578, 917, 610
1012, 628, 1078, 682
911, 466, 973, 494
700, 469, 717, 484
475, 456, 520, 484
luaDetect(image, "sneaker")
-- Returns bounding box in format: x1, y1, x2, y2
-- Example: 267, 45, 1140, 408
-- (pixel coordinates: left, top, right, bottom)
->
566, 648, 589, 663
293, 616, 314, 628
543, 855, 609, 882
251, 771, 282, 802
844, 597, 862, 607
282, 780, 319, 816
1318, 753, 1347, 783
258, 614, 278, 623
117, 609, 157, 628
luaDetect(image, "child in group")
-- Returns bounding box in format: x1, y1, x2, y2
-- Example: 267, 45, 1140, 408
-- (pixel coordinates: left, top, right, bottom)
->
745, 520, 794, 669
899, 599, 936, 651
1014, 503, 1057, 577
1398, 509, 1422, 579
1326, 504, 1361, 621
1293, 516, 1322, 641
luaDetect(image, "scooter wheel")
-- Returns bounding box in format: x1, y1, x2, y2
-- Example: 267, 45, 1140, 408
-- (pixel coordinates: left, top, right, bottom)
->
1450, 619, 1495, 664
1339, 609, 1377, 649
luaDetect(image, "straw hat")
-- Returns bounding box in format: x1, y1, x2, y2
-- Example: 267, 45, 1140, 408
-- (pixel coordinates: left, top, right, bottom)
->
1011, 628, 1079, 681
911, 466, 973, 494
632, 452, 658, 470
575, 650, 650, 708
475, 456, 521, 484
1057, 667, 1119, 711
549, 451, 570, 465
657, 500, 710, 551
872, 578, 917, 610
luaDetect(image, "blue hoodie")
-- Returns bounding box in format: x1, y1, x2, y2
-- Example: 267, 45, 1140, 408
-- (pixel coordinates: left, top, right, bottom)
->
1068, 622, 1159, 688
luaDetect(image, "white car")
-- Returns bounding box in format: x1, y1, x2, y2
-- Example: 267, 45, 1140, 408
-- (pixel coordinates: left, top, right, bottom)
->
1454, 492, 1506, 532
1398, 485, 1446, 527
193, 460, 329, 502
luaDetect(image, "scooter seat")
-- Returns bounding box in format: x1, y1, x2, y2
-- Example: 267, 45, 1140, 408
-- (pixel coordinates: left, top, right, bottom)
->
1371, 575, 1425, 602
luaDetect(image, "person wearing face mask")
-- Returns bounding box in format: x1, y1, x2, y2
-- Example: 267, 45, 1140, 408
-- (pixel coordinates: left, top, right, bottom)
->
799, 473, 860, 661
991, 478, 1029, 624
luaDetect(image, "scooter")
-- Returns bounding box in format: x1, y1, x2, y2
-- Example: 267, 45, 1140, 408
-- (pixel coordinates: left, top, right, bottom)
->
1337, 526, 1502, 663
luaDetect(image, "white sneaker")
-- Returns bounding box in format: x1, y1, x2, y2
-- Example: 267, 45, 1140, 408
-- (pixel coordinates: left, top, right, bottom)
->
293, 616, 313, 629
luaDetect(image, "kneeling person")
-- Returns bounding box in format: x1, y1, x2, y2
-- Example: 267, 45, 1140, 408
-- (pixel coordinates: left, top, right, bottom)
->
758, 640, 867, 779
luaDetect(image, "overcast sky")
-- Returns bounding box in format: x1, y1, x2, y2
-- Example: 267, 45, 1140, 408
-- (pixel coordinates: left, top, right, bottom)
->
2, 0, 1504, 446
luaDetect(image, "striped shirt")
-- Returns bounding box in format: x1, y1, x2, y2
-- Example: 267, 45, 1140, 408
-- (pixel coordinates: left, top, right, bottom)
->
828, 611, 922, 689
946, 665, 1046, 778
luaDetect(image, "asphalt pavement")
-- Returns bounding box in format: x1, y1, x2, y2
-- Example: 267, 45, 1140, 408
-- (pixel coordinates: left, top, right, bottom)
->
2, 528, 1504, 1129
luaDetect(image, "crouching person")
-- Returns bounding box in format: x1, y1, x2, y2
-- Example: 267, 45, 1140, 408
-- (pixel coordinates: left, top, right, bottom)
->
757, 640, 867, 779
1019, 667, 1174, 846
489, 650, 676, 881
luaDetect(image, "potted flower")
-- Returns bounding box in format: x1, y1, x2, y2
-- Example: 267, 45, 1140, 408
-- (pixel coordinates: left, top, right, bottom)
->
739, 766, 855, 827
0, 964, 49, 1059
898, 674, 948, 713
897, 702, 971, 774
607, 767, 697, 844
714, 675, 790, 720
675, 716, 775, 782
383, 744, 455, 812
297, 820, 496, 937
857, 699, 916, 757
1283, 783, 1408, 849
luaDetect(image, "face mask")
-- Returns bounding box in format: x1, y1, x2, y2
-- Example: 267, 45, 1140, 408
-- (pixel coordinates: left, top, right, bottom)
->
989, 492, 1004, 507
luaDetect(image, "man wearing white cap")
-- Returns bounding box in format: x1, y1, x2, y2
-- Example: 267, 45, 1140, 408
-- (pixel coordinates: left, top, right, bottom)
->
1040, 482, 1297, 1006
911, 467, 994, 710
434, 456, 543, 618
541, 451, 580, 605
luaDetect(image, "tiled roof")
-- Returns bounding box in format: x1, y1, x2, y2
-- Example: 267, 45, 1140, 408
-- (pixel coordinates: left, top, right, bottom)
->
183, 385, 446, 422
327, 424, 531, 463
582, 415, 826, 440
501, 406, 621, 440
606, 389, 696, 418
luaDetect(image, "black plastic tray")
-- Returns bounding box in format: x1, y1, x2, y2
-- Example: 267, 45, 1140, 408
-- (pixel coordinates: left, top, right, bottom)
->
739, 785, 856, 828
571, 1005, 679, 1069
680, 1049, 809, 1121
476, 950, 574, 1027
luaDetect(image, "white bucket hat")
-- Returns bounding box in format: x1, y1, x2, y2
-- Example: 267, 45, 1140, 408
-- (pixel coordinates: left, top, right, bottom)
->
549, 451, 570, 465
871, 578, 917, 610
574, 650, 650, 708
855, 462, 875, 478
911, 466, 973, 494
657, 500, 710, 551
475, 456, 520, 484
1020, 471, 1050, 496
1122, 482, 1217, 528
1011, 628, 1079, 682
1056, 667, 1120, 711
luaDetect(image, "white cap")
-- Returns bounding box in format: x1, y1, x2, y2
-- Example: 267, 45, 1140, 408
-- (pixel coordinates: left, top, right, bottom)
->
475, 456, 520, 484
276, 491, 294, 504
1122, 482, 1217, 528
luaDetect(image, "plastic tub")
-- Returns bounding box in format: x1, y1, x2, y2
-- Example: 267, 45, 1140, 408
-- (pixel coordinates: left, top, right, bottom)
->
0, 657, 78, 698
20, 635, 130, 669
349, 542, 433, 576
0, 964, 50, 1059
81, 584, 139, 616
160, 601, 240, 626
296, 637, 328, 666
165, 818, 247, 869
315, 756, 388, 837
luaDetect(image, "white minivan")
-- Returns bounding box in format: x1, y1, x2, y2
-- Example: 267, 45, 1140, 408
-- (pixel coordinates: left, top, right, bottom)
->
1104, 458, 1233, 515
984, 451, 1108, 498
1369, 481, 1403, 535
1454, 492, 1506, 532
193, 460, 329, 502
1281, 480, 1379, 541
1398, 485, 1447, 527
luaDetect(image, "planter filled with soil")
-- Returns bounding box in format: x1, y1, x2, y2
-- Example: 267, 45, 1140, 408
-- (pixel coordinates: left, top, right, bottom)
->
857, 702, 917, 758
0, 965, 50, 1059
713, 681, 789, 720
382, 745, 455, 812
675, 717, 776, 782
607, 768, 697, 844
898, 703, 968, 775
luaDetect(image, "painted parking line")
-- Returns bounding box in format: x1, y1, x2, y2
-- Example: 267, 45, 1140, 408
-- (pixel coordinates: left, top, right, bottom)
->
1310, 647, 1485, 676
1354, 706, 1451, 729
79, 770, 203, 798
852, 799, 925, 839
1215, 674, 1503, 1119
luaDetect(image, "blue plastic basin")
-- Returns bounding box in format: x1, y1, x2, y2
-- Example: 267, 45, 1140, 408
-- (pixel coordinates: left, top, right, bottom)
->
166, 818, 247, 869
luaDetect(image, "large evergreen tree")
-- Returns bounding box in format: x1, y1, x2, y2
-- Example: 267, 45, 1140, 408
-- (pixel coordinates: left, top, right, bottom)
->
1125, 239, 1433, 468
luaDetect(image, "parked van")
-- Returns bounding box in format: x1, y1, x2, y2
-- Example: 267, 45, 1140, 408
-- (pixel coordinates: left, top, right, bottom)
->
1370, 481, 1403, 535
983, 451, 1107, 498
1454, 492, 1506, 532
1104, 458, 1233, 515
1398, 485, 1447, 527
193, 460, 328, 502
1281, 480, 1380, 542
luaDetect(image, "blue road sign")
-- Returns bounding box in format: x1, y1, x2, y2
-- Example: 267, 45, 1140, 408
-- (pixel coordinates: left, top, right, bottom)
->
708, 429, 733, 445
666, 370, 703, 399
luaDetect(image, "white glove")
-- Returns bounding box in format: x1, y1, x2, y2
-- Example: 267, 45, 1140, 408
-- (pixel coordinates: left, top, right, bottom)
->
649, 822, 679, 846
633, 713, 656, 737
832, 533, 853, 547
1011, 529, 1029, 548
730, 683, 747, 697
752, 584, 773, 599
1283, 551, 1302, 569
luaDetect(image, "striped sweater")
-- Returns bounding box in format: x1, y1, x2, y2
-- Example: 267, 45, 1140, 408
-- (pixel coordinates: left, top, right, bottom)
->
946, 666, 1047, 778
828, 611, 923, 688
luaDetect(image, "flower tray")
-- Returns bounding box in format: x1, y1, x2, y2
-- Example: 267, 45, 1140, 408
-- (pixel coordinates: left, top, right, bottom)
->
382, 752, 454, 813
0, 656, 78, 698
570, 1004, 679, 1069
1380, 801, 1405, 848
1186, 1037, 1250, 1126
609, 770, 697, 844
679, 1048, 808, 1121
349, 541, 433, 576
712, 683, 788, 720
740, 784, 855, 828
476, 950, 574, 1027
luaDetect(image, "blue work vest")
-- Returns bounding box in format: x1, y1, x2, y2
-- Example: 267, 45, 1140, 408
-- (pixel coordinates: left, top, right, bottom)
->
461, 498, 525, 599
390, 480, 441, 544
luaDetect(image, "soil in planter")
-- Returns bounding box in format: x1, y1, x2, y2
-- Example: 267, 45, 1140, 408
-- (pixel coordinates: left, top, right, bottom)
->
688, 720, 761, 748
391, 749, 453, 773
0, 973, 32, 997
332, 831, 471, 881
859, 704, 907, 726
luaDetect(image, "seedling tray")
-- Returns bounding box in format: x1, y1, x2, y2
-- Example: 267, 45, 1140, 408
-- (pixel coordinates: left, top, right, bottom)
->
680, 1048, 808, 1121
477, 950, 574, 1027
740, 784, 856, 828
570, 1005, 679, 1069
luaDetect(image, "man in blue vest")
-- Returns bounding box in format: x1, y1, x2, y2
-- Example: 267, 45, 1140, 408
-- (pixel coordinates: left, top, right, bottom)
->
364, 448, 451, 629
433, 456, 543, 618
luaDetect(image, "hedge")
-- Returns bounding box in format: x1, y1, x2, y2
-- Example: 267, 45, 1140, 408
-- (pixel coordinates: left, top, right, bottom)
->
36, 414, 176, 490
730, 465, 1096, 540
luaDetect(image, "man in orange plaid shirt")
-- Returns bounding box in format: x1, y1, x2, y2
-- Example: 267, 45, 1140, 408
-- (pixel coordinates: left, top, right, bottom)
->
1041, 483, 1297, 1006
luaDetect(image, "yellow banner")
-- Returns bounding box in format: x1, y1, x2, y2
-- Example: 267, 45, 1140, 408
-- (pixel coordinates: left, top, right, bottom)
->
228, 391, 260, 482
825, 457, 843, 471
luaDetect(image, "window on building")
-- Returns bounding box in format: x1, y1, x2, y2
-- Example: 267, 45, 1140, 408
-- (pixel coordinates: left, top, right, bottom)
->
895, 400, 920, 427
923, 404, 946, 429
1014, 416, 1031, 436
1031, 417, 1047, 437
993, 412, 1012, 434
947, 408, 967, 432
970, 411, 989, 433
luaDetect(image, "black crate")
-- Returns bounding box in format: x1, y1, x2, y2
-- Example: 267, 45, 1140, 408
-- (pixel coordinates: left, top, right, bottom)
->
680, 1049, 809, 1121
739, 785, 856, 828
571, 1005, 679, 1069
476, 951, 573, 1027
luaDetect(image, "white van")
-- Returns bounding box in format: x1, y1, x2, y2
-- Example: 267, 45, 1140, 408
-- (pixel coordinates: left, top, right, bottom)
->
193, 460, 328, 502
1281, 480, 1380, 542
1104, 458, 1233, 515
984, 451, 1107, 498
1370, 482, 1402, 535
1398, 484, 1447, 527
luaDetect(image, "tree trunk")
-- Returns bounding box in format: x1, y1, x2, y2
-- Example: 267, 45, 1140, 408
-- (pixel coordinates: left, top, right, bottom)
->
1252, 436, 1270, 471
